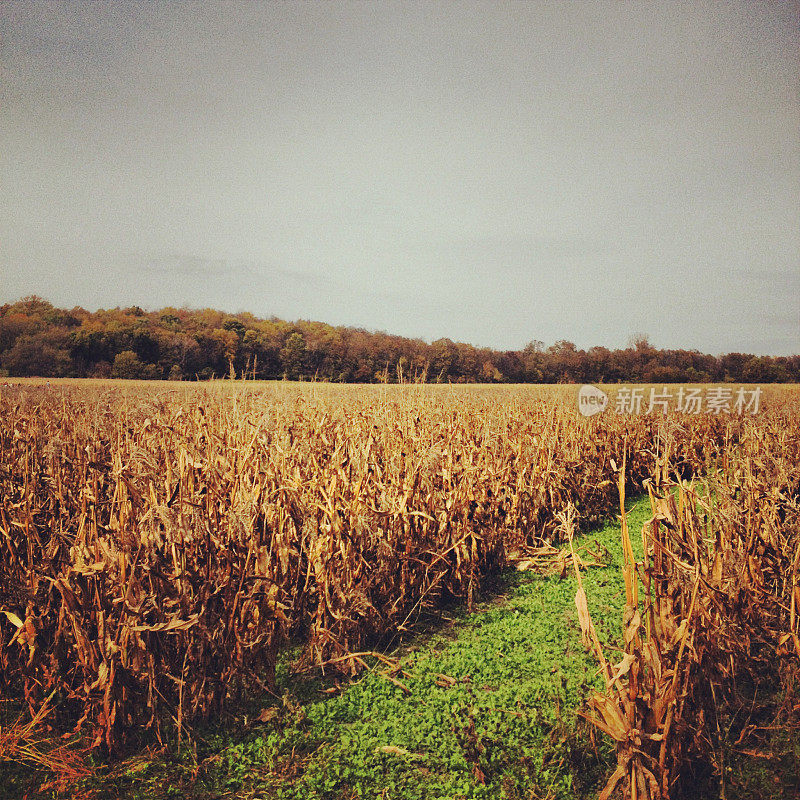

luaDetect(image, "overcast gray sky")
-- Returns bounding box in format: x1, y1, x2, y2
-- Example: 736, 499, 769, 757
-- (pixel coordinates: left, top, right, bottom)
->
2, 1, 798, 354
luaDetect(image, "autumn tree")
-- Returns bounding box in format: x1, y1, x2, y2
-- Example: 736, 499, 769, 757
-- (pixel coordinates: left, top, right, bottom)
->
1, 297, 797, 384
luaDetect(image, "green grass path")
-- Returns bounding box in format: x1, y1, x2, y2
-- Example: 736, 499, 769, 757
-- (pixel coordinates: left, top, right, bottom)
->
192, 496, 651, 800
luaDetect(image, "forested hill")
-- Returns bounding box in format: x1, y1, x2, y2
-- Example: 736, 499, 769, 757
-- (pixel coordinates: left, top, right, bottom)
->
1, 296, 798, 383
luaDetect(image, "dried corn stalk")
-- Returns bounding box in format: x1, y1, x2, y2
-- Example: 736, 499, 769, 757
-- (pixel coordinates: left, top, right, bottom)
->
581, 410, 800, 799
0, 384, 752, 749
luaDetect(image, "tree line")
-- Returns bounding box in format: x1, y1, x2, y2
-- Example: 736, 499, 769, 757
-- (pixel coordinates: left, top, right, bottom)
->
1, 296, 797, 384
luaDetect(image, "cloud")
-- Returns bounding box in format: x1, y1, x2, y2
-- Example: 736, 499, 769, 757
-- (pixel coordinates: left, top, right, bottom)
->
1, 0, 798, 354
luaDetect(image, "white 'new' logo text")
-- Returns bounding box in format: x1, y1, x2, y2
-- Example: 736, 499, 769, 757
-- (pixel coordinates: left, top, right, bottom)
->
578, 385, 608, 417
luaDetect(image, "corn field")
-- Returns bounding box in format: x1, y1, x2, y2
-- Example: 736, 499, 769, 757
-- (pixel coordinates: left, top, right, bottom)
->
0, 381, 798, 798
578, 406, 800, 799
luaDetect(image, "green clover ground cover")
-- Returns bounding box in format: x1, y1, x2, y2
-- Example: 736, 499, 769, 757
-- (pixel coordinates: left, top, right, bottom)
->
179, 497, 650, 800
